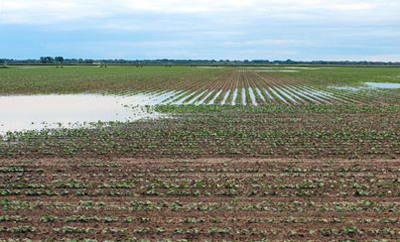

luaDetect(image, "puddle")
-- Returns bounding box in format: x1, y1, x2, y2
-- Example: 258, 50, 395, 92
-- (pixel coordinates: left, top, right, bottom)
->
248, 88, 257, 105
168, 90, 193, 104
18, 66, 49, 69
185, 90, 207, 104
220, 90, 230, 105
250, 67, 327, 70
142, 91, 178, 105
231, 89, 238, 105
197, 66, 225, 69
242, 70, 299, 73
262, 88, 275, 102
276, 87, 297, 103
286, 87, 321, 104
282, 67, 324, 70
196, 91, 214, 105
255, 88, 266, 103
365, 82, 400, 89
269, 87, 288, 104
331, 86, 361, 91
331, 82, 400, 91
209, 90, 222, 104
0, 93, 174, 133
280, 86, 309, 103
297, 88, 329, 103
241, 88, 247, 105
302, 89, 333, 104
307, 88, 340, 102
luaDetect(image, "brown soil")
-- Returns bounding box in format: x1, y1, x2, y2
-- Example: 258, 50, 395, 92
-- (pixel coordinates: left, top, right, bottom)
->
1, 158, 399, 241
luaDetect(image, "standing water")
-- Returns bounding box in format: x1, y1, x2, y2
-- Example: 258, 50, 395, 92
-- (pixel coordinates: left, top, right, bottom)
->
208, 90, 223, 104
241, 88, 247, 105
255, 88, 266, 103
231, 89, 238, 105
0, 93, 171, 133
248, 88, 258, 105
365, 82, 400, 89
220, 91, 230, 105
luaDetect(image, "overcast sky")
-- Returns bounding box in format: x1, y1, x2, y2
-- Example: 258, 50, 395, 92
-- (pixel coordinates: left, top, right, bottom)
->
1, 0, 400, 61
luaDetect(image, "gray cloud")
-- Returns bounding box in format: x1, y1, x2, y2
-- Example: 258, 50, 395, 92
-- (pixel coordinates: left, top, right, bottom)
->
1, 0, 399, 61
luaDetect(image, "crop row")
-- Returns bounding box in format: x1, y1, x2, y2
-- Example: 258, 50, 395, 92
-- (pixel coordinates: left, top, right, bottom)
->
1, 158, 400, 240
148, 70, 396, 105
2, 105, 399, 159
1, 239, 399, 242
3, 66, 398, 105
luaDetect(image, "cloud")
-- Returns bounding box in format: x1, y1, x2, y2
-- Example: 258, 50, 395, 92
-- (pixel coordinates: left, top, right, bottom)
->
93, 40, 193, 48
268, 0, 376, 11
1, 0, 399, 25
0, 0, 255, 24
223, 39, 309, 47
1, 0, 400, 60
330, 54, 400, 62
120, 0, 255, 13
0, 1, 111, 24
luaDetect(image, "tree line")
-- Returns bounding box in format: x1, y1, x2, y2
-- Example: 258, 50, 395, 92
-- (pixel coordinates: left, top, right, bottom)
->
1, 57, 399, 66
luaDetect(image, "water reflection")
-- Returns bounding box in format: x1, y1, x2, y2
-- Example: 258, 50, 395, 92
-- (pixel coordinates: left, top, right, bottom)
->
365, 82, 400, 89
331, 82, 400, 91
0, 93, 171, 133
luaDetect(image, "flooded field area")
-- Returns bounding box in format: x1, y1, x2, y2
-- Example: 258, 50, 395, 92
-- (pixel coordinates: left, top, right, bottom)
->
332, 82, 400, 91
0, 94, 168, 133
1, 66, 399, 134
2, 83, 398, 133
365, 82, 400, 89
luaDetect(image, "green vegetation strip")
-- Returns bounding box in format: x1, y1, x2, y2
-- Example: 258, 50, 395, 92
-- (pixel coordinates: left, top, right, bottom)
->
2, 105, 399, 159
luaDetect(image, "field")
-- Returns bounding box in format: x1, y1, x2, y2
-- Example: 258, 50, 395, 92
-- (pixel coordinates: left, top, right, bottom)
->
1, 65, 400, 241
1, 66, 400, 105
2, 104, 400, 159
1, 158, 400, 242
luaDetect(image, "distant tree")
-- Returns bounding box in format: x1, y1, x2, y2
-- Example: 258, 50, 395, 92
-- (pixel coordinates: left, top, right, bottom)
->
55, 56, 63, 68
40, 56, 54, 63
55, 56, 64, 64
0, 60, 7, 68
